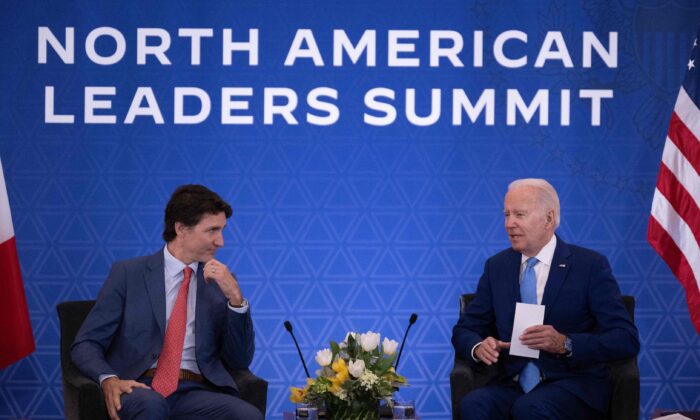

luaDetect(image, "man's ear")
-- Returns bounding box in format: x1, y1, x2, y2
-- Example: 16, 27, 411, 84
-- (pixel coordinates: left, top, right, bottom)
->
545, 210, 555, 229
174, 222, 187, 237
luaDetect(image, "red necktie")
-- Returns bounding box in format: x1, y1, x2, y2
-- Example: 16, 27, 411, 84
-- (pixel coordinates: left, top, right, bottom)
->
152, 266, 193, 397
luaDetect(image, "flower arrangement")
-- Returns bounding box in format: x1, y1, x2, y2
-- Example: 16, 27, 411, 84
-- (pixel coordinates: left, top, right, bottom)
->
289, 331, 408, 420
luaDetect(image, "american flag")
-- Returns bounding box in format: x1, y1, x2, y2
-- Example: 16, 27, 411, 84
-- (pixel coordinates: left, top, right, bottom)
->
648, 32, 700, 336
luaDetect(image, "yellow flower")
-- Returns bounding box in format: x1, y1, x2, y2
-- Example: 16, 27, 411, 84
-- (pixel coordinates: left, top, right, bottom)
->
289, 387, 306, 403
333, 358, 350, 381
330, 358, 350, 393
383, 366, 407, 385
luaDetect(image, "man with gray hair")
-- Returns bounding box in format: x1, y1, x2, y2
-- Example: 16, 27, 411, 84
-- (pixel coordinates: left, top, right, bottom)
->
452, 178, 639, 419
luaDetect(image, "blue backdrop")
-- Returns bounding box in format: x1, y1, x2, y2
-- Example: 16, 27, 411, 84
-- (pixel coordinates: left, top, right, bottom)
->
2, 1, 700, 418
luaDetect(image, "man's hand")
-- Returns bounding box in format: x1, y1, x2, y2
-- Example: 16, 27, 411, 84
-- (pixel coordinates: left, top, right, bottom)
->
203, 259, 244, 306
100, 377, 150, 420
474, 337, 511, 365
520, 325, 566, 354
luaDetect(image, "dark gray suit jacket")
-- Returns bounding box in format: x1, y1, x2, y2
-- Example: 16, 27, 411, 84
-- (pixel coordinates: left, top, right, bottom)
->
71, 249, 255, 394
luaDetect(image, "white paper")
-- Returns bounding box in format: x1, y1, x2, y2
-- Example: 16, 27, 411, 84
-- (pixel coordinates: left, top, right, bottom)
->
654, 414, 692, 420
509, 302, 545, 358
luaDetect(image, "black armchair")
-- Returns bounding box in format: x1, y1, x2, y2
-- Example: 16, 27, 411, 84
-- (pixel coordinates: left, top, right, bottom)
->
449, 294, 639, 420
57, 300, 268, 420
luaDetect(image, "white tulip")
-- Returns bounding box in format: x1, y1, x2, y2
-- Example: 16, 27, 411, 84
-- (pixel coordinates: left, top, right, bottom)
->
348, 359, 365, 378
382, 337, 399, 355
360, 331, 381, 352
315, 348, 333, 366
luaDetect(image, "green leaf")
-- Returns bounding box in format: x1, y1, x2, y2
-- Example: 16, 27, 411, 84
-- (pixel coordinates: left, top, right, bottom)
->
383, 353, 396, 367
375, 355, 395, 374
361, 353, 371, 366
330, 341, 340, 359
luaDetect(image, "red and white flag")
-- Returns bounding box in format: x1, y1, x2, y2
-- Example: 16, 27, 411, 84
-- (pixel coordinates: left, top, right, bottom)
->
648, 32, 700, 335
0, 158, 35, 369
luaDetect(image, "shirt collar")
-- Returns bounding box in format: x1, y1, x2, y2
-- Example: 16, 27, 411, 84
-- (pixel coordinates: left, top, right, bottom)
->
520, 234, 557, 267
164, 245, 199, 278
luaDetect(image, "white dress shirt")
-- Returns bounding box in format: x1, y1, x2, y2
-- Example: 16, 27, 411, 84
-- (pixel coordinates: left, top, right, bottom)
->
519, 234, 557, 305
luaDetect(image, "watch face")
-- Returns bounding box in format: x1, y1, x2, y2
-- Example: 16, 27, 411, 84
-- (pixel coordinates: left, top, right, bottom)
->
564, 338, 572, 352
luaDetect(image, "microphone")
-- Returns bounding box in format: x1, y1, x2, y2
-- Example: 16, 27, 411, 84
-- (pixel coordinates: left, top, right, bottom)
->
394, 313, 418, 370
284, 320, 310, 378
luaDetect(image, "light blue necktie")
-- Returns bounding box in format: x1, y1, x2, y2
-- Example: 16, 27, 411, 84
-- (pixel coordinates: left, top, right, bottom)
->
518, 257, 540, 393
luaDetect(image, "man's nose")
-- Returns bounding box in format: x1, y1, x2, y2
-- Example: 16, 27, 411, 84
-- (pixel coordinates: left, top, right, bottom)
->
215, 232, 224, 247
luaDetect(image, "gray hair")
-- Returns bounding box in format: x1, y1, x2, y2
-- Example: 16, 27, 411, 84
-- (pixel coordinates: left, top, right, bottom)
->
508, 178, 560, 229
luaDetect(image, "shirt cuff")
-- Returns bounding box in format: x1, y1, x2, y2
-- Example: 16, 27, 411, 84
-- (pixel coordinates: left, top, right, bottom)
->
471, 341, 483, 362
228, 298, 249, 313
98, 374, 117, 384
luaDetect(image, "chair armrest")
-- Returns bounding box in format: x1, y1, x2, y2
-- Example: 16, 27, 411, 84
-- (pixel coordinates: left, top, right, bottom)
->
450, 356, 502, 420
228, 368, 268, 417
607, 357, 640, 420
450, 357, 476, 390
450, 357, 476, 420
62, 366, 108, 420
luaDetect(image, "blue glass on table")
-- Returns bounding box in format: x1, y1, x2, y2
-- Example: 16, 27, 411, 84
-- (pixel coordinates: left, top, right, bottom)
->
392, 399, 415, 419
295, 402, 318, 420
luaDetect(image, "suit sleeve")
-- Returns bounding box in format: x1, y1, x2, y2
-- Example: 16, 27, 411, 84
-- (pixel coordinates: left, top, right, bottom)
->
70, 262, 126, 382
566, 255, 640, 367
221, 305, 255, 369
452, 259, 497, 365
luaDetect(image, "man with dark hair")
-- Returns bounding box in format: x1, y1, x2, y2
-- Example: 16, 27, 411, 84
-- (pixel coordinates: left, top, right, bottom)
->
72, 184, 262, 420
452, 179, 639, 419
162, 184, 233, 242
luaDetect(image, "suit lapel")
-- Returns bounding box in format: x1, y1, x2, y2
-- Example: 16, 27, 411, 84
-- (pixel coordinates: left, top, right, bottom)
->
504, 249, 522, 303
195, 263, 208, 349
144, 249, 167, 334
541, 236, 572, 308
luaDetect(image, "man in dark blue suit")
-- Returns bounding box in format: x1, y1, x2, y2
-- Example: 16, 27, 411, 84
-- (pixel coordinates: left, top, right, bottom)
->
71, 185, 263, 420
452, 178, 639, 419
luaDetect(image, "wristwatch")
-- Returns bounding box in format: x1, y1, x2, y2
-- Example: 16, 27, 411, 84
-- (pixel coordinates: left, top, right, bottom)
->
563, 336, 573, 357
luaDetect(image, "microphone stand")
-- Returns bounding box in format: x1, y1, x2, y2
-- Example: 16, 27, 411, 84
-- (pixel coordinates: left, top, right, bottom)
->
284, 320, 310, 378
394, 313, 417, 370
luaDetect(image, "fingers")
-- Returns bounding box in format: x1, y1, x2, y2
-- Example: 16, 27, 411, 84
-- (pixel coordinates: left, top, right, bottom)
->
475, 347, 497, 365
128, 380, 150, 389
476, 337, 506, 365
103, 379, 152, 419
101, 378, 120, 419
521, 325, 554, 341
522, 325, 548, 335
112, 386, 122, 412
497, 340, 511, 349
520, 325, 562, 352
204, 259, 226, 274
105, 388, 120, 419
204, 260, 244, 305
106, 399, 117, 420
204, 260, 235, 284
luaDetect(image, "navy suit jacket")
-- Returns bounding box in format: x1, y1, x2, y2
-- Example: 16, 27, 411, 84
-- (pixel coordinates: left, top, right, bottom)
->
452, 237, 639, 412
71, 249, 255, 394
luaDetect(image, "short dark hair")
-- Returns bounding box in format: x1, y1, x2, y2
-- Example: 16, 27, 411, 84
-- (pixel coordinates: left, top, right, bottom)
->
162, 184, 232, 242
